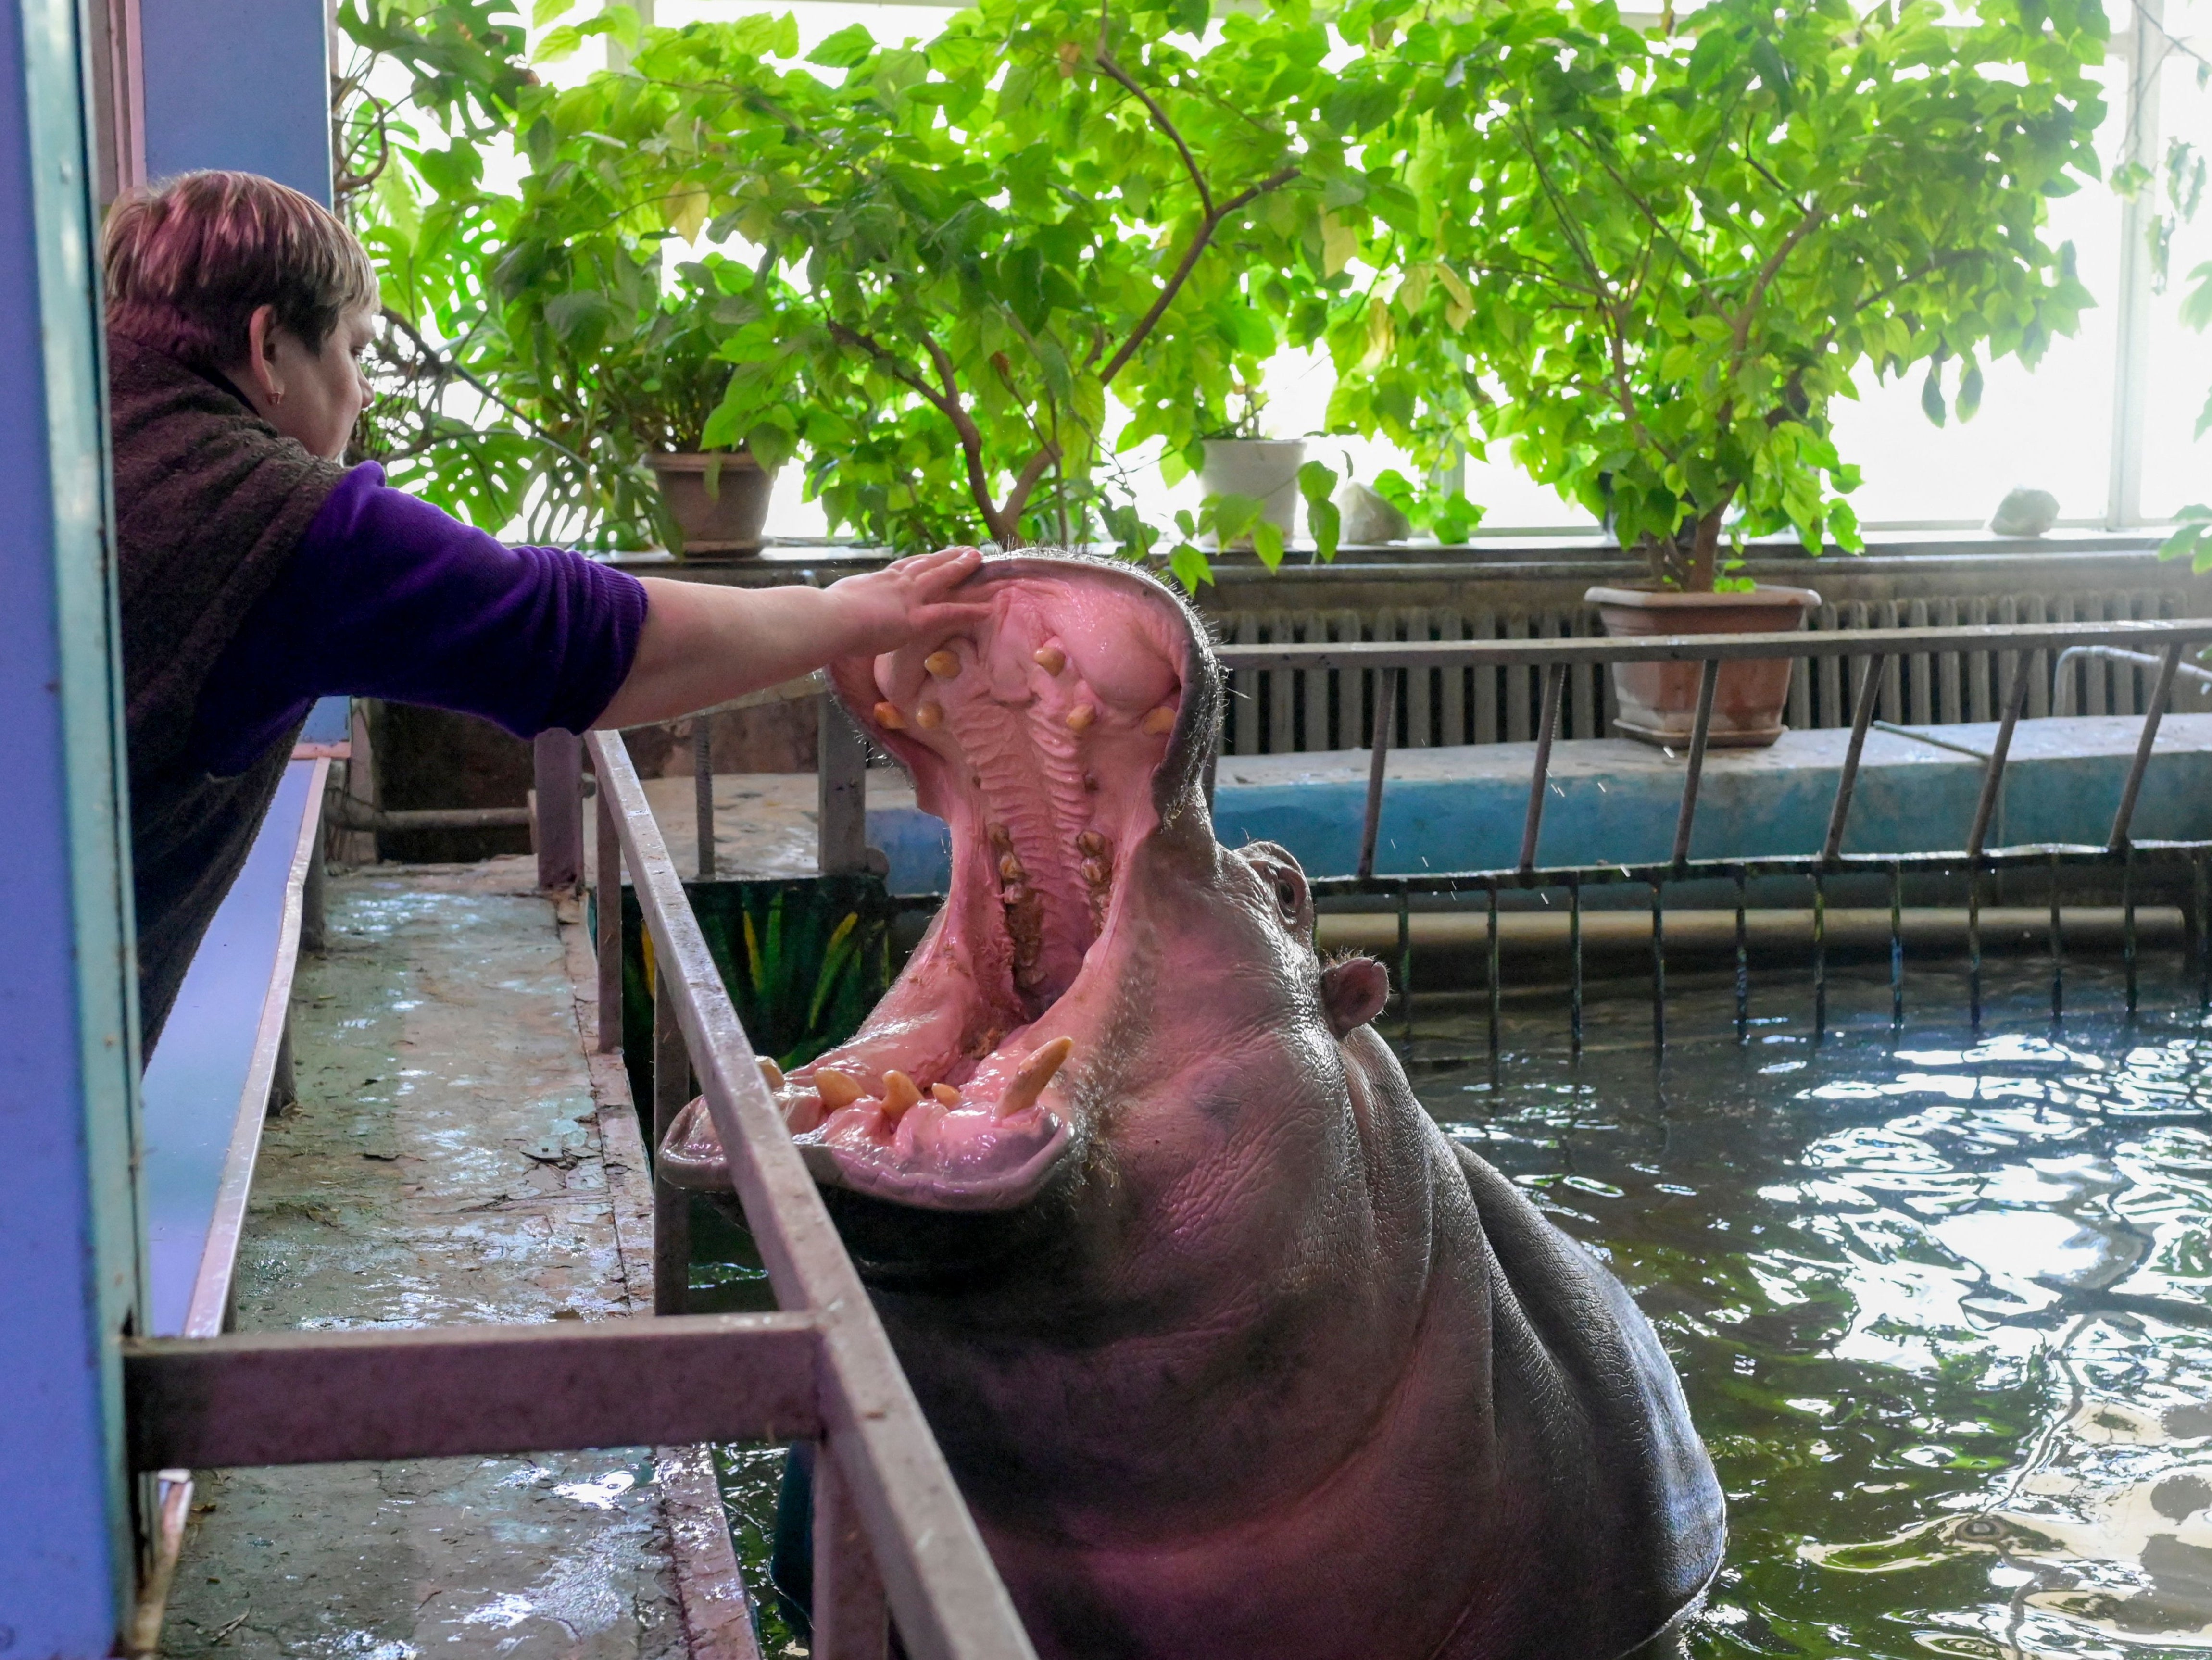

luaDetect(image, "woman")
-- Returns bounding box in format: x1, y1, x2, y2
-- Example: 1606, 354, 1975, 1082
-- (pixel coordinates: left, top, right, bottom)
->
104, 170, 983, 1049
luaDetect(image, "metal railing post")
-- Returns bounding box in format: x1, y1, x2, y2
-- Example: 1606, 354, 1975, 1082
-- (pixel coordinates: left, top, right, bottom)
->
1358, 667, 1399, 883
815, 1445, 892, 1660
534, 729, 585, 890
694, 718, 716, 879
596, 771, 622, 1054
1670, 658, 1720, 868
1519, 663, 1566, 874
819, 695, 870, 877
1823, 652, 1887, 863
1966, 657, 2031, 861
2109, 640, 2186, 851
652, 964, 692, 1316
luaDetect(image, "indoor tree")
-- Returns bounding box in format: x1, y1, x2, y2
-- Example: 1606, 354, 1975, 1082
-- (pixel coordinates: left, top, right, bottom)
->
1326, 0, 2108, 588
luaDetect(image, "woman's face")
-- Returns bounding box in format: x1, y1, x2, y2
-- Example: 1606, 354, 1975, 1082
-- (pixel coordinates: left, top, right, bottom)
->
238, 303, 377, 461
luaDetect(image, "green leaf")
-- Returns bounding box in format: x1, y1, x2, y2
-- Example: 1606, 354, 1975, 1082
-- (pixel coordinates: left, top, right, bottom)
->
1956, 361, 1984, 423
532, 0, 576, 25
807, 23, 875, 67
1168, 541, 1213, 592
1920, 362, 1948, 429
1252, 519, 1285, 570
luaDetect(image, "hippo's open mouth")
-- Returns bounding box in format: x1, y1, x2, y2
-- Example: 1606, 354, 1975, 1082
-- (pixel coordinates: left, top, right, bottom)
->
658, 553, 1213, 1212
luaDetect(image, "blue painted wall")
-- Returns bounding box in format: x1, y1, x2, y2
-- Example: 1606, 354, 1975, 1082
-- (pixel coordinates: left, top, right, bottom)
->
0, 0, 146, 1645
139, 0, 331, 201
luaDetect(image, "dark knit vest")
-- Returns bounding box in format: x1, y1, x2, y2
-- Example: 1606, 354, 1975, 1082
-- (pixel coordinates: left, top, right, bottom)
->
110, 333, 346, 1052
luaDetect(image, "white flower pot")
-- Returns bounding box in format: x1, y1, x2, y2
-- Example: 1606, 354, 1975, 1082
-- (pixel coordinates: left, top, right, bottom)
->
1199, 438, 1307, 547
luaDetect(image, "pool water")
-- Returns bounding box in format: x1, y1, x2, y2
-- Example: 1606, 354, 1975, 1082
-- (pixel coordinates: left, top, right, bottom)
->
1415, 958, 2212, 1659
706, 954, 2212, 1657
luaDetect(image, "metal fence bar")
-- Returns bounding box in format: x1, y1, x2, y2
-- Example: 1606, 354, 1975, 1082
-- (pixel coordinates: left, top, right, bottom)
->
586, 730, 1036, 1660
653, 967, 692, 1318
819, 696, 870, 877
1217, 618, 2212, 675
1519, 663, 1566, 874
815, 1448, 891, 1660
2110, 640, 2186, 850
1671, 659, 1720, 868
1966, 661, 2032, 861
1823, 653, 1888, 862
1650, 877, 1667, 1048
1358, 667, 1399, 882
596, 776, 622, 1054
695, 720, 717, 879
2050, 850, 2066, 1020
534, 729, 584, 889
1734, 864, 1750, 1040
1890, 860, 1905, 1025
1568, 873, 1584, 1053
2053, 643, 2212, 715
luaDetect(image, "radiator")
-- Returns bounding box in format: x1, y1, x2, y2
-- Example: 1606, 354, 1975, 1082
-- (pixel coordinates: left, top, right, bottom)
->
1210, 588, 2191, 755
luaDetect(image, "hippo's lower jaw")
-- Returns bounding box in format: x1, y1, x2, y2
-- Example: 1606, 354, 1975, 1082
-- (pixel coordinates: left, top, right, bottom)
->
660, 554, 1206, 1213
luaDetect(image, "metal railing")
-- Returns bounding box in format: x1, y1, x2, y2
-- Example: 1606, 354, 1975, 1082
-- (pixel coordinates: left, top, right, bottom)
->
1214, 616, 2212, 1048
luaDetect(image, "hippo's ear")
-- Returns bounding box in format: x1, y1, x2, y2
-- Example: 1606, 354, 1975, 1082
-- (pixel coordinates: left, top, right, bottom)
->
1320, 955, 1390, 1038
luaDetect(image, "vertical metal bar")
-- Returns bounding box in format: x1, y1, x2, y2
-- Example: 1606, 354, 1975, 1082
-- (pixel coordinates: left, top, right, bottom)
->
652, 966, 691, 1317
813, 1446, 890, 1660
1650, 877, 1666, 1049
1734, 863, 1749, 1042
1890, 859, 1905, 1027
1396, 887, 1413, 1045
2196, 848, 2210, 1012
1813, 873, 1828, 1042
693, 718, 716, 880
818, 695, 869, 877
1671, 658, 1720, 868
2049, 850, 2065, 1022
1486, 881, 1501, 1060
1968, 866, 1984, 1029
534, 729, 585, 889
2108, 640, 2185, 851
1823, 652, 1887, 862
1518, 663, 1566, 874
596, 775, 622, 1054
2124, 850, 2139, 1019
1569, 874, 1584, 1055
299, 845, 327, 954
1966, 655, 2031, 860
1358, 667, 1399, 883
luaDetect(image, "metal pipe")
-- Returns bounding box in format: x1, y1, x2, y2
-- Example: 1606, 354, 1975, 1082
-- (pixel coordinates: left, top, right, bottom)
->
534, 728, 584, 890
2109, 640, 2185, 850
1519, 663, 1566, 874
1486, 881, 1501, 1059
816, 1447, 891, 1660
587, 731, 1037, 1660
1569, 874, 1584, 1054
1671, 658, 1720, 868
694, 718, 716, 880
1734, 864, 1749, 1041
653, 966, 692, 1317
1397, 888, 1414, 1044
2049, 849, 2064, 1022
1890, 859, 1905, 1026
2124, 851, 2139, 1018
1813, 872, 1827, 1041
1969, 866, 1984, 1028
2198, 849, 2210, 1013
1966, 656, 2032, 861
1650, 877, 1666, 1048
1824, 657, 1889, 861
325, 800, 536, 833
597, 777, 622, 1054
2052, 643, 2212, 716
1359, 667, 1398, 883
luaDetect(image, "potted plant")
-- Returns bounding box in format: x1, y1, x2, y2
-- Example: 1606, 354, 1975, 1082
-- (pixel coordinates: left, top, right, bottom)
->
1332, 0, 2106, 742
1193, 377, 1307, 551
491, 0, 1406, 589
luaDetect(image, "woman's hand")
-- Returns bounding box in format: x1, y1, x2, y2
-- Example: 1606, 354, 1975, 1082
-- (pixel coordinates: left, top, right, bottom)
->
814, 546, 993, 660
595, 546, 994, 730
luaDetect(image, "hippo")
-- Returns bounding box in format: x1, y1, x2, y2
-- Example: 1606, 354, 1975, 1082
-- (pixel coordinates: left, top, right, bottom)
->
660, 552, 1724, 1660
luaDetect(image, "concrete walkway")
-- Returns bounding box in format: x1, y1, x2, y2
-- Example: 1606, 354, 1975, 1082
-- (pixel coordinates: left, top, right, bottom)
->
159, 860, 750, 1660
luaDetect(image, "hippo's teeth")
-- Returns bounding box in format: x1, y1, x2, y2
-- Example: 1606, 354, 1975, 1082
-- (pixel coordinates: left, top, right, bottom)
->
987, 822, 1013, 851
1081, 857, 1108, 886
999, 852, 1026, 882
999, 1036, 1074, 1117
872, 701, 906, 731
916, 701, 944, 730
930, 1082, 962, 1106
924, 650, 960, 678
1065, 702, 1097, 733
1033, 645, 1067, 675
757, 1056, 785, 1090
1003, 882, 1030, 906
816, 1070, 865, 1111
1141, 704, 1177, 735
880, 1070, 922, 1122
1077, 830, 1107, 856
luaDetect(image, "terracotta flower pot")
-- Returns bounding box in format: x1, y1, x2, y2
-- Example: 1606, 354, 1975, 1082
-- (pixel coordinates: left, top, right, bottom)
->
646, 451, 776, 556
1585, 583, 1822, 749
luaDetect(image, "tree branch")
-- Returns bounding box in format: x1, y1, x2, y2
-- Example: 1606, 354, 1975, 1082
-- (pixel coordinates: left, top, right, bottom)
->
1095, 50, 1212, 218
829, 320, 1016, 541
378, 307, 594, 473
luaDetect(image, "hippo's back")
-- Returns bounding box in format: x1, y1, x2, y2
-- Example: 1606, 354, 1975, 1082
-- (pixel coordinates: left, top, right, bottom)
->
1440, 1140, 1725, 1660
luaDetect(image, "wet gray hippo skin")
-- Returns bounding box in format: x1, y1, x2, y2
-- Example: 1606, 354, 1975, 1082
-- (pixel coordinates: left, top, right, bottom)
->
661, 553, 1724, 1659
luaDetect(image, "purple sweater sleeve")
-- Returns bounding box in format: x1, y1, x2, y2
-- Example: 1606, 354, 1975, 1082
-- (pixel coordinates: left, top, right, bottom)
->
191, 463, 649, 776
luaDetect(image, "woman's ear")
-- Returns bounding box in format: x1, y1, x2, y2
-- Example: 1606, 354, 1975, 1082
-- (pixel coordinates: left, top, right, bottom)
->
243, 303, 286, 406
1320, 955, 1390, 1038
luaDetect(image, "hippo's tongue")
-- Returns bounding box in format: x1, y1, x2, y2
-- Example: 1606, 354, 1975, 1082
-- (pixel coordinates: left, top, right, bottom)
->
658, 553, 1213, 1212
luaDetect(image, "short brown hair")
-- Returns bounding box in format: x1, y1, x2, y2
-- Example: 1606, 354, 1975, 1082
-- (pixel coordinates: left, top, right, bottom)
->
103, 171, 379, 370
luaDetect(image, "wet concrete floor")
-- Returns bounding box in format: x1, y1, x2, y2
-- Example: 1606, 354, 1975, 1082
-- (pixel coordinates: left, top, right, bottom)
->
161, 861, 692, 1659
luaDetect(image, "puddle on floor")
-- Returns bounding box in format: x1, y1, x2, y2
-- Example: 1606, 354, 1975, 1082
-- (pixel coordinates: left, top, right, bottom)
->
705, 954, 2212, 1658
